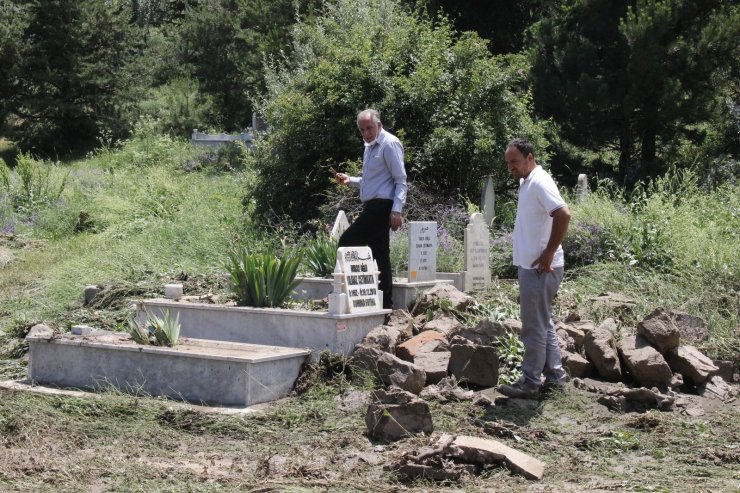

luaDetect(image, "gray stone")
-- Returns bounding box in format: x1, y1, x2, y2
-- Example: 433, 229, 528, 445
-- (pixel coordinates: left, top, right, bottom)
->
411, 284, 473, 316
83, 285, 100, 305
562, 351, 592, 378
385, 310, 415, 339
455, 318, 507, 346
665, 345, 718, 385
365, 388, 434, 442
448, 337, 499, 387
618, 335, 673, 388
590, 292, 636, 317
377, 351, 427, 394
418, 339, 449, 353
360, 324, 404, 354
420, 376, 473, 402
556, 322, 588, 351
637, 308, 681, 354
583, 318, 623, 381
447, 435, 546, 480
351, 345, 384, 372
396, 330, 445, 362
463, 213, 491, 291
597, 387, 675, 412
670, 372, 684, 389
557, 329, 576, 353
423, 313, 462, 337
713, 360, 734, 383
414, 351, 450, 385
673, 311, 709, 343
70, 325, 94, 336
698, 375, 734, 400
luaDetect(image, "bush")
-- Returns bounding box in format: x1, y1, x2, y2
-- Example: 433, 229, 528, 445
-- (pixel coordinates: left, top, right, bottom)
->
226, 246, 303, 308
128, 310, 181, 347
302, 235, 338, 278
0, 152, 68, 214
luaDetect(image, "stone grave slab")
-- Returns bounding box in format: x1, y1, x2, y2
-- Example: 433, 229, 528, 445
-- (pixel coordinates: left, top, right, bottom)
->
408, 222, 437, 282
463, 213, 491, 291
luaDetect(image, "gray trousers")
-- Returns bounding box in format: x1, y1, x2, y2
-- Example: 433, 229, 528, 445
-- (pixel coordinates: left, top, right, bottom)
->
518, 266, 566, 386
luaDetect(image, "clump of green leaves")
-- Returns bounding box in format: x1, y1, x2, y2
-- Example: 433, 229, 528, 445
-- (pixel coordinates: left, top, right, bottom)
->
128, 310, 181, 347
0, 152, 68, 213
303, 235, 338, 278
495, 332, 525, 385
226, 245, 303, 307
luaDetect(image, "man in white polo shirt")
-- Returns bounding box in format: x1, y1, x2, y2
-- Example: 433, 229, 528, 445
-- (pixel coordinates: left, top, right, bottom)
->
498, 138, 571, 399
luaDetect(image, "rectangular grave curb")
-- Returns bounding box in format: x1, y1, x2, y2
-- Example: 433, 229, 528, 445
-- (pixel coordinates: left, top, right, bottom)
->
136, 299, 390, 358
27, 333, 309, 407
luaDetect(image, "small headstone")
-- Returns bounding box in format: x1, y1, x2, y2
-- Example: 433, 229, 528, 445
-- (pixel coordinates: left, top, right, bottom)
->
164, 283, 183, 300
84, 285, 100, 305
330, 210, 350, 239
481, 175, 495, 227
337, 247, 382, 313
71, 325, 94, 336
576, 174, 589, 201
407, 221, 437, 282
463, 213, 491, 291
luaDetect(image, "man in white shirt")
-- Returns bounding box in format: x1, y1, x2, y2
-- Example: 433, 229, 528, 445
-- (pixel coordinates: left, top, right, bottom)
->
335, 109, 407, 309
498, 138, 571, 399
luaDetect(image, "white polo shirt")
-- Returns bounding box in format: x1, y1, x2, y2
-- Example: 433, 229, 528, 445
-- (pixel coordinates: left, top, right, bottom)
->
513, 165, 567, 269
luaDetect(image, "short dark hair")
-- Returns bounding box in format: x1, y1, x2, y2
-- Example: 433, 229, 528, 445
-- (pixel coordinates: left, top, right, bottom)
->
507, 138, 534, 159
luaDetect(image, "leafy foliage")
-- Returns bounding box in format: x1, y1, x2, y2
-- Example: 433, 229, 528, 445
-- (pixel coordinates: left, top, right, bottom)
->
0, 152, 67, 214
226, 245, 303, 307
128, 310, 181, 347
302, 235, 338, 278
495, 332, 525, 385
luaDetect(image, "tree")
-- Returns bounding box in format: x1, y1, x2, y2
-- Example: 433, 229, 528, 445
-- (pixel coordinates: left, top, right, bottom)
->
249, 0, 546, 222
0, 1, 29, 132
530, 0, 739, 185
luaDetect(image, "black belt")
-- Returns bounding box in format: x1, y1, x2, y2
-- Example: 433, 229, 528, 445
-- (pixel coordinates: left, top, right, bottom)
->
364, 198, 393, 205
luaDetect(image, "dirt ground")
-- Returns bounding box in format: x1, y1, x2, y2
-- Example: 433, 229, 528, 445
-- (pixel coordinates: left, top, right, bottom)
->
1, 363, 738, 493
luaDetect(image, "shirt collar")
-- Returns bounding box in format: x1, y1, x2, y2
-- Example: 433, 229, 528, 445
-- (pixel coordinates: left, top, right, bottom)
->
522, 164, 541, 183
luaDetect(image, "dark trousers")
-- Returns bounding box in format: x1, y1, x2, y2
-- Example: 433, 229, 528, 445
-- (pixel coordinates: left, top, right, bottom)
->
338, 199, 393, 309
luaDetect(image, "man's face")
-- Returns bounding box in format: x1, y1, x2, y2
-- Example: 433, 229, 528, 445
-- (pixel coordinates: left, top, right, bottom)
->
358, 116, 381, 143
505, 146, 535, 179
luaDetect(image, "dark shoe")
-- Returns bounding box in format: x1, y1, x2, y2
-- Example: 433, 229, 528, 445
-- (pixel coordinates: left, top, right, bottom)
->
541, 381, 567, 397
497, 380, 540, 399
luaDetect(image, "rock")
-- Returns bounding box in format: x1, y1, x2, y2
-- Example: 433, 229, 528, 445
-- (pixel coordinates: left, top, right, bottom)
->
562, 351, 592, 378
673, 311, 709, 343
501, 318, 522, 334
698, 375, 734, 400
351, 345, 384, 371
590, 292, 636, 317
365, 389, 433, 442
411, 284, 473, 316
556, 322, 587, 352
448, 336, 499, 387
455, 319, 507, 346
70, 324, 94, 336
420, 376, 474, 402
27, 323, 53, 338
583, 318, 623, 381
423, 313, 462, 337
670, 373, 684, 390
335, 390, 371, 412
414, 351, 450, 385
556, 329, 576, 353
665, 345, 718, 385
712, 360, 734, 383
418, 339, 449, 353
446, 435, 546, 480
597, 387, 675, 412
618, 335, 673, 388
358, 323, 406, 354
472, 393, 494, 407
83, 285, 101, 305
377, 352, 427, 394
396, 331, 446, 362
385, 309, 415, 339
637, 308, 681, 353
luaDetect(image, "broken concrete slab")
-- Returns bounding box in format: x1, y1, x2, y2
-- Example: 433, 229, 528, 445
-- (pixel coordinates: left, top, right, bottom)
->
414, 351, 450, 385
448, 336, 499, 387
618, 335, 673, 388
396, 330, 445, 362
698, 375, 734, 400
665, 345, 719, 385
411, 284, 473, 316
583, 318, 623, 381
447, 435, 546, 480
422, 312, 462, 337
365, 388, 433, 442
376, 352, 426, 394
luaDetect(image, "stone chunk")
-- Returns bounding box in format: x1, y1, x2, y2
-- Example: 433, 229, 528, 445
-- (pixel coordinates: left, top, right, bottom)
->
396, 331, 445, 362
411, 284, 473, 316
414, 351, 450, 385
672, 311, 709, 343
637, 308, 681, 353
377, 352, 426, 394
27, 323, 53, 338
583, 318, 623, 381
423, 313, 462, 337
562, 351, 592, 378
83, 285, 101, 305
665, 345, 718, 385
420, 376, 473, 402
71, 325, 94, 336
385, 310, 415, 339
359, 323, 405, 353
597, 387, 675, 412
455, 319, 507, 346
447, 435, 546, 480
556, 322, 588, 351
500, 318, 522, 334
448, 337, 499, 387
698, 375, 734, 400
365, 389, 434, 442
618, 335, 673, 388
590, 292, 636, 317
556, 329, 576, 353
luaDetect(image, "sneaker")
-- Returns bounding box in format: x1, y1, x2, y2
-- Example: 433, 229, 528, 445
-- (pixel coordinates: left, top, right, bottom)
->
497, 380, 540, 399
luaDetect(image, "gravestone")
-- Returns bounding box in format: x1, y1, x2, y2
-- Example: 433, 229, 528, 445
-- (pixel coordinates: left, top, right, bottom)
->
337, 246, 382, 313
463, 213, 491, 291
331, 210, 350, 239
407, 222, 437, 282
577, 174, 589, 201
481, 175, 495, 227
191, 129, 253, 148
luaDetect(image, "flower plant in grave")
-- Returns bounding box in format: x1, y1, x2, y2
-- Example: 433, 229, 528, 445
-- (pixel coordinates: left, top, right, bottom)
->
128, 310, 181, 347
303, 235, 338, 278
226, 245, 303, 308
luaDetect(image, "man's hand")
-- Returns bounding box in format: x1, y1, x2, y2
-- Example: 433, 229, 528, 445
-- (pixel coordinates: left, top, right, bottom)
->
531, 249, 555, 273
390, 211, 402, 231
335, 172, 350, 185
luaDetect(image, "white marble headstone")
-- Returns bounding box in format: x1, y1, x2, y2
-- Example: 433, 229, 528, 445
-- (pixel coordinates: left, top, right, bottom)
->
481, 175, 495, 227
576, 174, 589, 201
331, 210, 350, 239
407, 221, 437, 282
464, 213, 491, 291
337, 246, 382, 313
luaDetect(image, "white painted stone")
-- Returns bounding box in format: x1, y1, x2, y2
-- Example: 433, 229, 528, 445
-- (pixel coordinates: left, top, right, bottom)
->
330, 210, 350, 239
577, 174, 589, 201
164, 283, 183, 300
337, 246, 382, 313
407, 221, 437, 282
463, 213, 491, 291
481, 175, 495, 227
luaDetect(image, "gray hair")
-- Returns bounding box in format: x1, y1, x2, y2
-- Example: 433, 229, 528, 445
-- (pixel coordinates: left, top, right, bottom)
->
357, 108, 381, 125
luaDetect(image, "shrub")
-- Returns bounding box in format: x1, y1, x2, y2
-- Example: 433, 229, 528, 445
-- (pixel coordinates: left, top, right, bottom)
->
226, 246, 303, 307
0, 152, 68, 213
128, 310, 181, 347
302, 235, 338, 278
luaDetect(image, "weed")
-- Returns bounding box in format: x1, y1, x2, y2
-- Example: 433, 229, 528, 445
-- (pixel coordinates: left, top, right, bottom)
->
128, 310, 181, 347
226, 245, 303, 307
495, 332, 525, 385
302, 234, 338, 278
